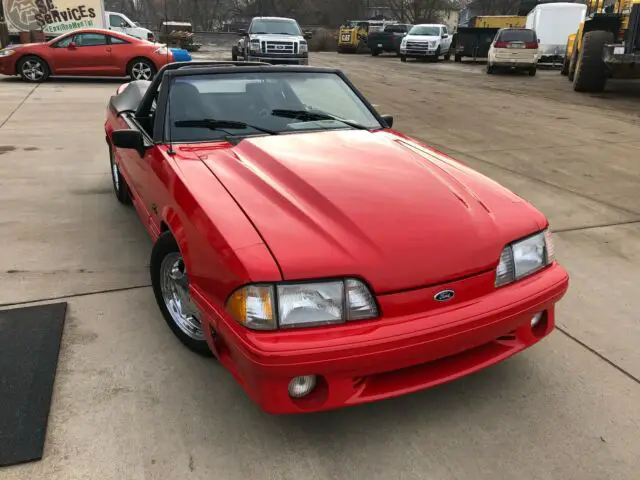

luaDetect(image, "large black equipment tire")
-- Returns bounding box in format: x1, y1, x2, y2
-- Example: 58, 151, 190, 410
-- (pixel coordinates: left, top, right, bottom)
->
573, 30, 613, 93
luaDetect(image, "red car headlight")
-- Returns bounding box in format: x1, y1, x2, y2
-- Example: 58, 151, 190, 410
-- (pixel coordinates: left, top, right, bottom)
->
226, 278, 378, 330
495, 229, 554, 287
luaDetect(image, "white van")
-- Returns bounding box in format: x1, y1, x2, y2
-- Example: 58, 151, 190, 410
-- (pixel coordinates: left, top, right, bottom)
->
105, 11, 156, 42
526, 3, 587, 64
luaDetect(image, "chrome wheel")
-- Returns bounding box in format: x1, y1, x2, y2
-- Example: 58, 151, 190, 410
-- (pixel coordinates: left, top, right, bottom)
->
159, 253, 204, 340
131, 62, 153, 80
21, 60, 45, 81
111, 154, 120, 193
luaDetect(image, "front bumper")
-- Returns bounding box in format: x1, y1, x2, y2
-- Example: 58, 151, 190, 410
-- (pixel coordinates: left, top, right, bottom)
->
192, 263, 569, 414
400, 47, 439, 57
0, 56, 17, 76
247, 54, 308, 65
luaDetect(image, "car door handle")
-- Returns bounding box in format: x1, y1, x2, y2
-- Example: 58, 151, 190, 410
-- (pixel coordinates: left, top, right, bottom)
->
106, 47, 112, 52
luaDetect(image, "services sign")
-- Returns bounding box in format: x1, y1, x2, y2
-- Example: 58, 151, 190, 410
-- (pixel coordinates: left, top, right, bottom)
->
2, 0, 105, 35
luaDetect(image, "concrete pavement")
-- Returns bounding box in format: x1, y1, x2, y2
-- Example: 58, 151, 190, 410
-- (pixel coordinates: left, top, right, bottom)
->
0, 53, 638, 479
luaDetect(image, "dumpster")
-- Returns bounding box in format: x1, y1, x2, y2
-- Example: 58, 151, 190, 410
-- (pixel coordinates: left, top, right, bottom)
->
452, 26, 499, 62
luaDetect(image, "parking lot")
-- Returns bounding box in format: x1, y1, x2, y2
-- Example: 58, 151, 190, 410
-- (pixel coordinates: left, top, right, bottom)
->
1, 50, 639, 479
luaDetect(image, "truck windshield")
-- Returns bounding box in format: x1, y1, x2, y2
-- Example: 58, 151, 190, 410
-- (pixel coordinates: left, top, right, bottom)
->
408, 26, 440, 36
250, 19, 301, 35
165, 72, 382, 143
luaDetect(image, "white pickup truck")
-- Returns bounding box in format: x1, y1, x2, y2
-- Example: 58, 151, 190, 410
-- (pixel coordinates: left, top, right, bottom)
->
105, 11, 155, 42
232, 16, 309, 65
399, 24, 453, 62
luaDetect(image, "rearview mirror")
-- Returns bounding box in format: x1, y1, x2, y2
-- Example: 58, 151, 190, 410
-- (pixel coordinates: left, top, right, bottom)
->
380, 114, 394, 128
111, 130, 146, 156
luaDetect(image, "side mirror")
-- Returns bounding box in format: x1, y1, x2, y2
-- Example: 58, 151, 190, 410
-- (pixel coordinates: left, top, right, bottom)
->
237, 29, 246, 36
380, 114, 394, 128
442, 33, 448, 38
111, 130, 146, 156
303, 31, 312, 40
68, 41, 76, 49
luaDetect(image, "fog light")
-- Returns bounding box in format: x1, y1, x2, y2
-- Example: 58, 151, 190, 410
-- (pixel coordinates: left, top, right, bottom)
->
531, 312, 543, 328
288, 375, 317, 398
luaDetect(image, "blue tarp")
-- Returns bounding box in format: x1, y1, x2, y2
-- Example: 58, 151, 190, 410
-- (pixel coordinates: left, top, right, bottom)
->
170, 48, 192, 62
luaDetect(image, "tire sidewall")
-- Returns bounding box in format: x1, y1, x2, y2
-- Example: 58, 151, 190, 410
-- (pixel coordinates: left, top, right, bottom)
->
109, 145, 131, 204
150, 232, 212, 356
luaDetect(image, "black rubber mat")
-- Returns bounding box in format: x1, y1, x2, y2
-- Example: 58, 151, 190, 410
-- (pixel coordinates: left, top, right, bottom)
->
0, 302, 67, 466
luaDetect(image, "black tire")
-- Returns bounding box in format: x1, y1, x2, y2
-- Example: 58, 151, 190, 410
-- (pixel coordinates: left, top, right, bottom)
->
231, 46, 238, 61
573, 30, 612, 93
371, 49, 380, 56
17, 55, 50, 83
567, 47, 578, 81
486, 63, 494, 74
127, 57, 157, 81
150, 232, 212, 356
109, 144, 131, 205
560, 46, 570, 75
400, 55, 407, 62
356, 39, 366, 54
444, 49, 451, 61
529, 67, 537, 76
454, 54, 462, 63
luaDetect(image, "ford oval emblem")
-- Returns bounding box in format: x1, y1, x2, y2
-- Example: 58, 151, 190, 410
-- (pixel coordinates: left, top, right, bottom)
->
434, 290, 455, 302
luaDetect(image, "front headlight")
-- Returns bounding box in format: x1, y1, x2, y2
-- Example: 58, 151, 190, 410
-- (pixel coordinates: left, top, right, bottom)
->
299, 41, 308, 53
154, 46, 169, 56
250, 39, 261, 52
0, 49, 16, 57
401, 39, 407, 47
226, 278, 378, 330
495, 229, 554, 287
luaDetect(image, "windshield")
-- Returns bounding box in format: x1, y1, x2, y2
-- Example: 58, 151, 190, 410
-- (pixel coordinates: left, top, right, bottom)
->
498, 29, 536, 42
249, 19, 301, 35
408, 26, 440, 36
166, 72, 382, 143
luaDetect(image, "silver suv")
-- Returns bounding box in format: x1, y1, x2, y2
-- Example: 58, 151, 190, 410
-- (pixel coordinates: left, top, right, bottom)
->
232, 17, 309, 65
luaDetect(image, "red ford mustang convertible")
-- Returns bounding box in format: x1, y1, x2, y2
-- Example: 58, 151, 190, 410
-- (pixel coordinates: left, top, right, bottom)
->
105, 61, 569, 414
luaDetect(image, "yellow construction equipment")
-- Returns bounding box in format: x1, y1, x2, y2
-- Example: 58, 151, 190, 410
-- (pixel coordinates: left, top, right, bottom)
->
470, 16, 527, 28
567, 0, 640, 92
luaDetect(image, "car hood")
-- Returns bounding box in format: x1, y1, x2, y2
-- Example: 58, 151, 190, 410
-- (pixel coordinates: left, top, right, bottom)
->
5, 43, 41, 50
405, 35, 440, 42
195, 130, 544, 293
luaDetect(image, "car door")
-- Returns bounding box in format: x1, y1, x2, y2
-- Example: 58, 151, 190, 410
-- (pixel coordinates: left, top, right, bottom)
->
52, 33, 114, 75
441, 26, 452, 51
108, 13, 128, 35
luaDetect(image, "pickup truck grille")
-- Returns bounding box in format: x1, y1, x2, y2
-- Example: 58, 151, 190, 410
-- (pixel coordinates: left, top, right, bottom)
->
406, 41, 435, 51
262, 41, 296, 54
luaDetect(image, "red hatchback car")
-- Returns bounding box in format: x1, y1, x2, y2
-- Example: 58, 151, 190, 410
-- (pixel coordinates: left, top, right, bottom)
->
105, 62, 569, 414
0, 28, 173, 82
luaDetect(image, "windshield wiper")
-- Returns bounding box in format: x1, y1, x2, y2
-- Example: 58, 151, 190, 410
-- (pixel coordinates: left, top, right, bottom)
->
270, 109, 370, 130
174, 119, 278, 136
274, 32, 293, 35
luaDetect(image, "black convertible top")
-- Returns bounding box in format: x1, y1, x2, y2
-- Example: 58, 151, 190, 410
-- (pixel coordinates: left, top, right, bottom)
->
109, 80, 151, 115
